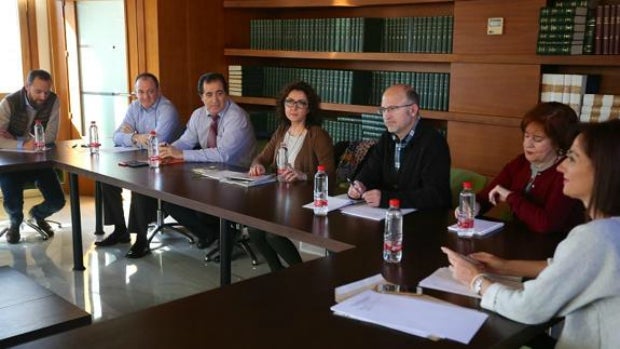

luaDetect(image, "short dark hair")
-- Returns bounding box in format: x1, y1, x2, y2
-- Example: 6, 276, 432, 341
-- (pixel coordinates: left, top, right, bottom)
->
576, 119, 620, 217
197, 72, 228, 95
27, 69, 52, 84
135, 72, 159, 89
521, 102, 579, 154
275, 80, 322, 127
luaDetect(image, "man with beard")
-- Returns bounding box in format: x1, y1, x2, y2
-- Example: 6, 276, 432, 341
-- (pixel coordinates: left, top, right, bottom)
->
0, 69, 65, 243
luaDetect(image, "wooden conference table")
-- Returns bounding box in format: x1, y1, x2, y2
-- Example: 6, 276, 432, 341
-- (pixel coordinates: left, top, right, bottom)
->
1, 143, 566, 348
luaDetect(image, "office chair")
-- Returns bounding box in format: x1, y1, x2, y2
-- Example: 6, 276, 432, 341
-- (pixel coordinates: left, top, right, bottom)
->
146, 199, 195, 246
205, 223, 259, 266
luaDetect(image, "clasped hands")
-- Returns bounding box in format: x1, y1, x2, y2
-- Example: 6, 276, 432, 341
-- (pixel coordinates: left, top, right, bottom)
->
347, 180, 381, 207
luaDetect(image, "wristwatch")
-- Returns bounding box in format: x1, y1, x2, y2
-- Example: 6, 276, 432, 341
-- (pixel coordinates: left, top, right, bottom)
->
471, 274, 485, 295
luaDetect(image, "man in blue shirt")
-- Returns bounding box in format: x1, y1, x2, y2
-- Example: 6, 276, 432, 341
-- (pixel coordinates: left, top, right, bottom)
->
95, 73, 182, 258
159, 72, 256, 251
0, 70, 65, 243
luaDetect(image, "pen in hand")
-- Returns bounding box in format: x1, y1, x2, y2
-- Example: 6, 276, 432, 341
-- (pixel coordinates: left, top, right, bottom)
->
347, 178, 364, 197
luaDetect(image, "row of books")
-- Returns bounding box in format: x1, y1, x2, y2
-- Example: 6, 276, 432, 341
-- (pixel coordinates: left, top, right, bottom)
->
249, 16, 453, 53
594, 4, 620, 55
382, 16, 453, 53
228, 65, 450, 111
580, 93, 620, 122
536, 5, 591, 55
323, 117, 363, 144
537, 1, 620, 55
369, 71, 450, 111
540, 73, 602, 117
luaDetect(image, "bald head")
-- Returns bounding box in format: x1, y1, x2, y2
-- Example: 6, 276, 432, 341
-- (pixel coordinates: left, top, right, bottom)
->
380, 84, 420, 140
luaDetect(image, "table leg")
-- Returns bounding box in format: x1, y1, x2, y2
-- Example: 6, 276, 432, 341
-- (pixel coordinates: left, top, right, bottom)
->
220, 218, 233, 285
69, 173, 85, 271
94, 181, 104, 235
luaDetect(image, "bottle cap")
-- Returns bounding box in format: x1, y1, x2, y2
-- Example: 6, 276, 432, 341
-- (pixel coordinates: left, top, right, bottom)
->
317, 165, 325, 171
462, 181, 472, 189
389, 199, 400, 208
35, 119, 42, 124
91, 121, 96, 124
150, 130, 157, 135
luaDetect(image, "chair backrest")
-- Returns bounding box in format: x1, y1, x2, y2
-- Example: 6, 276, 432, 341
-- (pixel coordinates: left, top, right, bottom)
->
450, 168, 488, 209
335, 140, 376, 188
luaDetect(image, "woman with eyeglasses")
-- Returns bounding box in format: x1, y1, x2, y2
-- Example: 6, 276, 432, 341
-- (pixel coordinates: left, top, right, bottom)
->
443, 119, 620, 348
248, 80, 334, 271
462, 102, 584, 233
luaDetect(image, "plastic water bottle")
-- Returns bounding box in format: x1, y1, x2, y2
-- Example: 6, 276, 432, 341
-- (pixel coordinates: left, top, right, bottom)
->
276, 142, 288, 182
33, 120, 45, 151
88, 121, 100, 155
148, 130, 160, 168
457, 181, 476, 237
313, 165, 328, 216
383, 198, 403, 263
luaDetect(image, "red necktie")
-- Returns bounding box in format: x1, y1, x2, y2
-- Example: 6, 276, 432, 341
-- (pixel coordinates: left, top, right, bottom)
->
207, 114, 219, 148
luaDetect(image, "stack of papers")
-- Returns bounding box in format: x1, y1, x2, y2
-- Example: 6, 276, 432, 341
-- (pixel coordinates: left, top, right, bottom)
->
192, 168, 276, 187
340, 204, 416, 221
447, 218, 504, 237
302, 194, 416, 220
418, 267, 523, 299
331, 289, 488, 344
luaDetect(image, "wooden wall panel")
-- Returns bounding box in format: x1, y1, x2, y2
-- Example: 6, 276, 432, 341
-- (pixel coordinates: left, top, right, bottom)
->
155, 0, 227, 123
447, 121, 523, 177
450, 63, 541, 118
453, 0, 545, 55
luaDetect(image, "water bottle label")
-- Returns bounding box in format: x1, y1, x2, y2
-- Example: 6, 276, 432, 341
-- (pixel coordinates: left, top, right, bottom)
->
383, 240, 402, 253
458, 218, 474, 229
314, 199, 328, 207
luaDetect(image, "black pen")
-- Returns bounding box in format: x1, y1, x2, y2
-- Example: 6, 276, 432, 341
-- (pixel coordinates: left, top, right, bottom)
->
347, 178, 363, 196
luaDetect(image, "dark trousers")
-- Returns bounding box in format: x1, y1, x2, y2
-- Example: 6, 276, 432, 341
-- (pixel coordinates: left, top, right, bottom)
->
0, 168, 65, 227
161, 202, 219, 240
100, 183, 157, 242
247, 228, 302, 272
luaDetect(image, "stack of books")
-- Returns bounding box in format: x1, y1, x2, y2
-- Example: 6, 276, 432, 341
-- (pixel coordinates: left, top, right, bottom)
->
361, 113, 386, 140
580, 94, 620, 121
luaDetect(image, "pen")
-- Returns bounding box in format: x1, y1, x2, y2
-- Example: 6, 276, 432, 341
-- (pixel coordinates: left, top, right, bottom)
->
347, 178, 363, 196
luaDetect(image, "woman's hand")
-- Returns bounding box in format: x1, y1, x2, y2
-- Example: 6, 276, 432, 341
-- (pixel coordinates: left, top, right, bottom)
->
279, 168, 307, 182
248, 164, 266, 176
488, 185, 512, 205
441, 247, 484, 286
469, 252, 509, 275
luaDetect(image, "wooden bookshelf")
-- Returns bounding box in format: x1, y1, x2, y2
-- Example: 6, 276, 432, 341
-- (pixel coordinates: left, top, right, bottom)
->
225, 49, 455, 63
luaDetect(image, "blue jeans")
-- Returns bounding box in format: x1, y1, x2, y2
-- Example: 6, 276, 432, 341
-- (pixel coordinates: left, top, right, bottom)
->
0, 168, 65, 227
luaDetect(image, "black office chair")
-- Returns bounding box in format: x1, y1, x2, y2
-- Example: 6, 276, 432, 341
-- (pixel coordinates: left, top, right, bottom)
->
205, 223, 259, 266
146, 199, 195, 246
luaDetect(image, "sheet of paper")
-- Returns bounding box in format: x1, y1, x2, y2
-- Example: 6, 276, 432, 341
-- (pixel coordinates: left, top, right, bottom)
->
0, 147, 50, 153
339, 204, 416, 221
334, 273, 388, 303
302, 194, 359, 212
447, 218, 504, 237
331, 289, 488, 344
418, 267, 523, 299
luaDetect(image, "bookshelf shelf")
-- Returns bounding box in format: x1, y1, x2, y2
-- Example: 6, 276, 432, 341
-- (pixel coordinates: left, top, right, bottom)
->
223, 0, 452, 8
230, 96, 520, 126
225, 49, 455, 63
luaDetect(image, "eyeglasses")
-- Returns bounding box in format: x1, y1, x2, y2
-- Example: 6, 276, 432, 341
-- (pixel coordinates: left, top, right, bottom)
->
284, 99, 309, 109
377, 103, 414, 115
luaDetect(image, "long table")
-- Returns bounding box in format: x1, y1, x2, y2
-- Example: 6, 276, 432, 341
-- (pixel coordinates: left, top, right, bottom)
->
2, 143, 567, 348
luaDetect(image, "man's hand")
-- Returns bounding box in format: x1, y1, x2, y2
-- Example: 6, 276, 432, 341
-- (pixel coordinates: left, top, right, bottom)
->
158, 143, 183, 159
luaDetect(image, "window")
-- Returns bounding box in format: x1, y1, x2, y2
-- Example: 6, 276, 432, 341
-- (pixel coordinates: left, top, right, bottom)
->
0, 0, 25, 93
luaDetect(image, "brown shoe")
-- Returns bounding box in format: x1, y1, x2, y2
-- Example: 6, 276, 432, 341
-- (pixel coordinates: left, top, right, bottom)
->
6, 226, 20, 244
